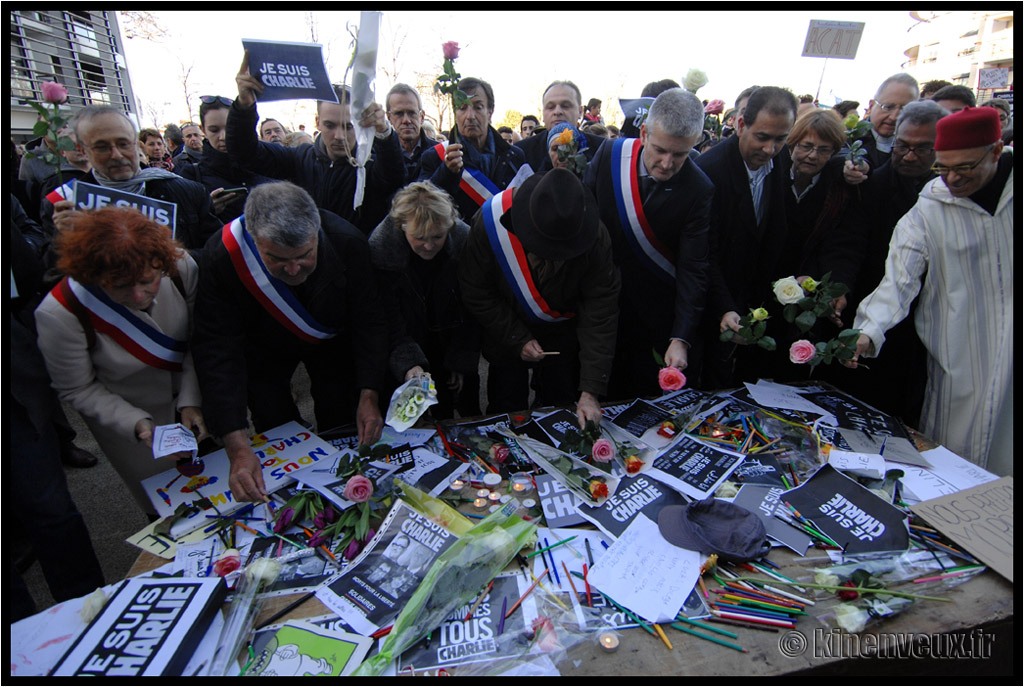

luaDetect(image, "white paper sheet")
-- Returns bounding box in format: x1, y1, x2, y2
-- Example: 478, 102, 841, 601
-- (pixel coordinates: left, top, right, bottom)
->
585, 513, 700, 623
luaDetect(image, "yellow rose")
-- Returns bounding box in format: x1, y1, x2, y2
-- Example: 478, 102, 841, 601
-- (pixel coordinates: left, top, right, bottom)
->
802, 277, 819, 293
751, 307, 769, 322
773, 276, 804, 305
554, 128, 575, 147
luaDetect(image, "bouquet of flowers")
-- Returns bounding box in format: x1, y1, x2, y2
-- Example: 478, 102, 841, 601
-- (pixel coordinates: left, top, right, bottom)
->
773, 273, 861, 367
386, 373, 438, 432
353, 501, 536, 676
498, 427, 620, 505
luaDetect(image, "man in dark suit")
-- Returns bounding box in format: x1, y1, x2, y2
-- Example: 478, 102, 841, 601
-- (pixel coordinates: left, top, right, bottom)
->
584, 88, 713, 398
514, 80, 606, 174
696, 86, 797, 388
386, 83, 438, 186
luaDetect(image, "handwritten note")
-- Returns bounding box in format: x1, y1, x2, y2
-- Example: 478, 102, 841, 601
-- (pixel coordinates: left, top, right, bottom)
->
744, 380, 835, 422
910, 477, 1013, 582
586, 513, 700, 623
828, 449, 887, 479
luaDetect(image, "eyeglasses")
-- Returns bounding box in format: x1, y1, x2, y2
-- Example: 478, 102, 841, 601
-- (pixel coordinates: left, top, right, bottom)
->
892, 141, 935, 156
931, 145, 994, 176
200, 95, 233, 106
793, 142, 835, 158
877, 102, 906, 114
388, 109, 421, 120
86, 140, 137, 156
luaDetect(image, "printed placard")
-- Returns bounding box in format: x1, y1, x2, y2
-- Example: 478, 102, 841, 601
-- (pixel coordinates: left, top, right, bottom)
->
73, 181, 177, 236
316, 501, 458, 635
534, 473, 586, 528
647, 435, 745, 501
784, 464, 909, 554
577, 473, 689, 540
610, 399, 673, 438
242, 39, 338, 103
910, 477, 1013, 582
732, 484, 813, 555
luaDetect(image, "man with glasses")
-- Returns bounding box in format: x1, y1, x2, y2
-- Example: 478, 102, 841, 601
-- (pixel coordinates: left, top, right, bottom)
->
849, 107, 1013, 475
843, 73, 919, 183
831, 100, 947, 427
385, 83, 438, 185
44, 105, 221, 255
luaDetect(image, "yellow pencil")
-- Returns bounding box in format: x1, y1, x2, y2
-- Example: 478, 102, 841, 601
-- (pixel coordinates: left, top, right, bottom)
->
653, 623, 673, 650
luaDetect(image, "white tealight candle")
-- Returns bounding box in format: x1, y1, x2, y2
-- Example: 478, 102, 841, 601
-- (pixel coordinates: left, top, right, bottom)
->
473, 497, 488, 509
449, 478, 465, 491
510, 472, 533, 493
476, 488, 490, 499
488, 491, 501, 502
599, 631, 620, 652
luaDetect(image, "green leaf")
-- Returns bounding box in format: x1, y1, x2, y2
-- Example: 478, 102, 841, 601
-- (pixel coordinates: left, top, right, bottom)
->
838, 329, 860, 347
783, 304, 797, 323
751, 320, 766, 339
758, 336, 776, 351
795, 310, 817, 332
356, 504, 370, 541
334, 531, 355, 556
720, 329, 735, 342
33, 120, 50, 137
652, 347, 666, 367
27, 101, 49, 116
798, 296, 816, 311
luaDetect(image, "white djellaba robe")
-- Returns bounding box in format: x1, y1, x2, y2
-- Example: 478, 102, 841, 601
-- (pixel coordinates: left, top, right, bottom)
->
854, 165, 1013, 476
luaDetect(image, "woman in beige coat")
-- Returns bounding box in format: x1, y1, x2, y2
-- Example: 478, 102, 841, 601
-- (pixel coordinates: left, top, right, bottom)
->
35, 207, 208, 515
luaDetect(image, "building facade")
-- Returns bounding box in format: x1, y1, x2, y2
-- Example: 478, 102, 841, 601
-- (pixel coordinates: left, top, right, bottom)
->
10, 10, 138, 140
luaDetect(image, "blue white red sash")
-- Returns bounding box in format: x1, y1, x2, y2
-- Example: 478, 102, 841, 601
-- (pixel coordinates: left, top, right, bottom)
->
610, 138, 675, 283
482, 189, 574, 324
52, 276, 187, 372
432, 141, 501, 207
221, 217, 337, 343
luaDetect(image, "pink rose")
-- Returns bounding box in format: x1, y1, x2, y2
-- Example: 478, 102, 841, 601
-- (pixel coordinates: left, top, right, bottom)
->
591, 438, 615, 463
343, 475, 374, 503
41, 81, 68, 104
789, 339, 817, 364
442, 41, 460, 60
658, 366, 686, 391
704, 99, 725, 115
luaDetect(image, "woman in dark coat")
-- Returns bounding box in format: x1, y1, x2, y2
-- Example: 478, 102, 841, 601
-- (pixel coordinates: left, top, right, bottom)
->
368, 181, 481, 419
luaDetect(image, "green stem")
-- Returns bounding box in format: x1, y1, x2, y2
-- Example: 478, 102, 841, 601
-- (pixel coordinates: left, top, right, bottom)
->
731, 576, 952, 603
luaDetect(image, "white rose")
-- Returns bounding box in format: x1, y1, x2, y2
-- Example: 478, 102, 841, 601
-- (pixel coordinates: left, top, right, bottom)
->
773, 276, 805, 305
683, 68, 709, 93
834, 603, 870, 633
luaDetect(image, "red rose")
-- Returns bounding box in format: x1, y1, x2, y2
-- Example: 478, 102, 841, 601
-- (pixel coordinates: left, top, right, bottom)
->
789, 339, 817, 365
212, 549, 241, 577
658, 366, 686, 391
343, 475, 374, 503
589, 480, 609, 499
837, 580, 860, 601
625, 455, 644, 474
442, 41, 460, 60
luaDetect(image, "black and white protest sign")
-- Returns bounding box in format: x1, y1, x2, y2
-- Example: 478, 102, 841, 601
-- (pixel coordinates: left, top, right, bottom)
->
730, 453, 787, 487
396, 572, 536, 673
611, 399, 673, 438
73, 181, 177, 236
242, 39, 338, 102
653, 388, 709, 415
800, 390, 930, 468
316, 501, 457, 635
577, 474, 689, 539
647, 435, 745, 501
534, 473, 586, 528
784, 464, 909, 554
732, 484, 813, 555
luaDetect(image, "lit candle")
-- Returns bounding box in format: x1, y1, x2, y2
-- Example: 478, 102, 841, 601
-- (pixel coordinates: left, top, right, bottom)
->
510, 472, 533, 493
599, 631, 620, 652
449, 478, 465, 491
473, 497, 488, 509
476, 488, 490, 499
488, 491, 501, 502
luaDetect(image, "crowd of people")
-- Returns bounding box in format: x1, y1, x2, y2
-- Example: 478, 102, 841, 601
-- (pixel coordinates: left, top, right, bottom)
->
10, 53, 1014, 619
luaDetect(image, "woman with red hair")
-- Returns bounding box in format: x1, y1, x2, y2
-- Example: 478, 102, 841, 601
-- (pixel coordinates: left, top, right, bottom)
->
34, 207, 207, 515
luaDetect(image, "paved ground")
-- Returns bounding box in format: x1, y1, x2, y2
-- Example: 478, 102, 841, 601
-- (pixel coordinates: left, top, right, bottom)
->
21, 361, 498, 614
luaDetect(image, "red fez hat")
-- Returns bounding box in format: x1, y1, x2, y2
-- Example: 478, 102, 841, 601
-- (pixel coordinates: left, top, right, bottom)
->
934, 106, 1001, 151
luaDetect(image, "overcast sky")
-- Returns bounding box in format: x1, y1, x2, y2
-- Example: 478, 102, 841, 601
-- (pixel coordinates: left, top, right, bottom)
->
121, 10, 925, 131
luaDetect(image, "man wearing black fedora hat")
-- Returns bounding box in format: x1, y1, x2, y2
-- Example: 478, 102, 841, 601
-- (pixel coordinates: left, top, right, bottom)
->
459, 168, 620, 427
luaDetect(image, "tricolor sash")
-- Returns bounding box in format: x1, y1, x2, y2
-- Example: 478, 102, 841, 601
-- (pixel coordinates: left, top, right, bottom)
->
610, 138, 675, 283
222, 217, 337, 343
433, 141, 501, 207
482, 189, 574, 324
52, 277, 187, 372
